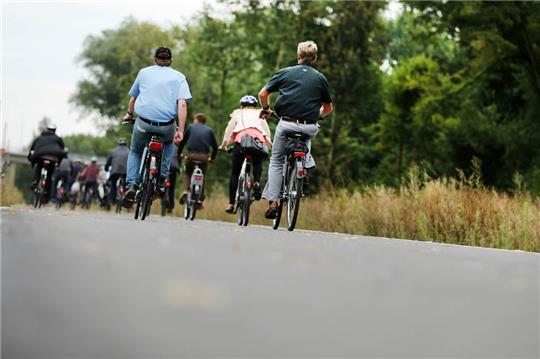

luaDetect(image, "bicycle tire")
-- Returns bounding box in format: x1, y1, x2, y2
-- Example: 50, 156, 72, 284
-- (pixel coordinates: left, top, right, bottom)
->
161, 188, 169, 216
242, 174, 251, 226
286, 164, 302, 231
140, 177, 153, 221
272, 198, 283, 230
33, 189, 40, 208
134, 199, 141, 219
184, 193, 191, 219
236, 178, 244, 226
242, 188, 250, 226
189, 192, 198, 221
115, 200, 122, 214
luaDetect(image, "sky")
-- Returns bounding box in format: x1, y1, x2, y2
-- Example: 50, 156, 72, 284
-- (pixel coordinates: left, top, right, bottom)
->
1, 0, 401, 153
1, 0, 207, 152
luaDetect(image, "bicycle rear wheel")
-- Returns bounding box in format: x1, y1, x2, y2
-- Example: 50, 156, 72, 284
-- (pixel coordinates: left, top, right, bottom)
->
140, 177, 153, 221
184, 195, 191, 219
242, 177, 251, 226
33, 189, 41, 208
189, 193, 198, 221
286, 165, 302, 231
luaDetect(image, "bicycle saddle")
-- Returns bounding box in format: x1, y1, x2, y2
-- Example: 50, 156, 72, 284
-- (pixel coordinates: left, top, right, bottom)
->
285, 133, 310, 141
191, 160, 204, 165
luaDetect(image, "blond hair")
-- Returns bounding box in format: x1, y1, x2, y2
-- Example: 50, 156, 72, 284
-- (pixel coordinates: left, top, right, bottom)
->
297, 40, 318, 62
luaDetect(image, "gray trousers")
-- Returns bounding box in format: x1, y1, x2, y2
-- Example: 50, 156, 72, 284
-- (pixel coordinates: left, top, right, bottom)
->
262, 121, 318, 201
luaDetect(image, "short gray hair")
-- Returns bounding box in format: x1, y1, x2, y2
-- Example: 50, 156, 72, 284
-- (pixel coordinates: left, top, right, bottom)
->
297, 40, 318, 62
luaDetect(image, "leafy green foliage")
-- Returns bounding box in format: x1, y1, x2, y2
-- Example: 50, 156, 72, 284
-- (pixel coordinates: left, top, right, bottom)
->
69, 0, 540, 194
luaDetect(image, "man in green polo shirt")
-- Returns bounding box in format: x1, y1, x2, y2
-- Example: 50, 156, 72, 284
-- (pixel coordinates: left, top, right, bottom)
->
258, 40, 334, 219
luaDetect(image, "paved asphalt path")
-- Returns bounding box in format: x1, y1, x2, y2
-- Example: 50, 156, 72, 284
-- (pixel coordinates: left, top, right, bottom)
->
1, 207, 539, 358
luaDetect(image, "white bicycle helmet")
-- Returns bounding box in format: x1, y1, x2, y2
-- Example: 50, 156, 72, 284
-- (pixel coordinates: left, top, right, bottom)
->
240, 95, 257, 108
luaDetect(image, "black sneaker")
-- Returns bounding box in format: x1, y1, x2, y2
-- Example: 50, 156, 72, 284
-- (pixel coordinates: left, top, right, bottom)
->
225, 204, 234, 214
253, 182, 262, 201
265, 204, 278, 219
122, 185, 138, 208
157, 176, 166, 197
179, 192, 187, 205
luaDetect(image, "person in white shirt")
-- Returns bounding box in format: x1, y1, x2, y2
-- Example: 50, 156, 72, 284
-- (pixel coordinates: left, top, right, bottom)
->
219, 95, 272, 214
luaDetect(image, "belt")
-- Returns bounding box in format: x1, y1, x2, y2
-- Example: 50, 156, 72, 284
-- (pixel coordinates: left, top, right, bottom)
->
139, 117, 175, 127
281, 116, 317, 125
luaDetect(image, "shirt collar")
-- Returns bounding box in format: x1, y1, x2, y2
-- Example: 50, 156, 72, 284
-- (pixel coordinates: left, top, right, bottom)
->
299, 60, 315, 68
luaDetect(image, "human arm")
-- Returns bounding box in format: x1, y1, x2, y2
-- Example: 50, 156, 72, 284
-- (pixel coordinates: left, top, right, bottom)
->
261, 119, 273, 148
221, 113, 237, 148
177, 125, 190, 155
174, 99, 187, 144
258, 88, 271, 110
122, 97, 136, 121
319, 102, 333, 118
209, 131, 218, 161
104, 156, 112, 172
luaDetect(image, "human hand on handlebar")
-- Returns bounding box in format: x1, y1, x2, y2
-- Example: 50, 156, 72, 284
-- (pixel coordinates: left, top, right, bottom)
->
218, 144, 228, 152
122, 112, 135, 124
259, 108, 273, 119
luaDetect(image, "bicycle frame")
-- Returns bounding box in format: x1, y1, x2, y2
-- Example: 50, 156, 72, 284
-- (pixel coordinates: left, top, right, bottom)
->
134, 135, 163, 220
184, 163, 204, 221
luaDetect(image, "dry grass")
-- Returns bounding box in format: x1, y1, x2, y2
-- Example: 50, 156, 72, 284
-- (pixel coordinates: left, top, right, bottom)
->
0, 181, 25, 206
166, 177, 540, 252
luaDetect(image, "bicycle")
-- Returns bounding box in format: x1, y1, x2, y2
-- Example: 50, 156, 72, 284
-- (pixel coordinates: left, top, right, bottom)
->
33, 159, 54, 208
230, 148, 255, 226
81, 182, 95, 210
70, 181, 81, 210
115, 175, 126, 214
272, 130, 310, 232
134, 133, 164, 221
184, 160, 204, 221
55, 177, 66, 209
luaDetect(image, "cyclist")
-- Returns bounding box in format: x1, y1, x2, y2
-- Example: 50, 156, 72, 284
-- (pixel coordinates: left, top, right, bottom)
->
53, 148, 71, 200
105, 138, 129, 205
27, 123, 66, 203
258, 40, 334, 219
178, 113, 218, 209
219, 95, 272, 214
121, 46, 192, 208
79, 156, 100, 207
164, 144, 180, 213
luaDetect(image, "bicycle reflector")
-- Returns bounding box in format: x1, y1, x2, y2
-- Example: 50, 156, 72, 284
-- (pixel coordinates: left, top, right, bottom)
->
194, 175, 203, 181
149, 141, 162, 151
165, 181, 171, 187
294, 152, 306, 157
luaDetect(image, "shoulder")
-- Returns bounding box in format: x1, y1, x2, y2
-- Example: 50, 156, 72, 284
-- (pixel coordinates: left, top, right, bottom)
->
139, 65, 155, 74
312, 67, 328, 81
169, 68, 187, 81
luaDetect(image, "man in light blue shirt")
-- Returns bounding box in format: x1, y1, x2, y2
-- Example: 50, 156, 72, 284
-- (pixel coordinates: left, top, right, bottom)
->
121, 47, 192, 208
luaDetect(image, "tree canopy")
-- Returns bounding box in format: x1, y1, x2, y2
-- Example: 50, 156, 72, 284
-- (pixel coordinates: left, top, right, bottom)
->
69, 0, 540, 194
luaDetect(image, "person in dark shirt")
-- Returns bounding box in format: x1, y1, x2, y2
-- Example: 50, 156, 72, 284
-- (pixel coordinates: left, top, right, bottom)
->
177, 113, 218, 208
258, 40, 334, 219
105, 138, 129, 205
28, 123, 66, 203
78, 156, 100, 208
